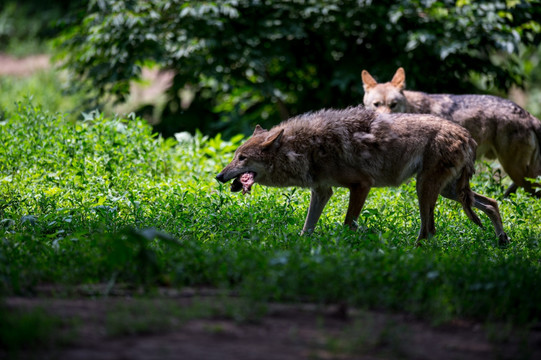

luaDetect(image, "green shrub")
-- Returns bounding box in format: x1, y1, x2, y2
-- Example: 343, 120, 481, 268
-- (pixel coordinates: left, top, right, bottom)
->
53, 0, 541, 137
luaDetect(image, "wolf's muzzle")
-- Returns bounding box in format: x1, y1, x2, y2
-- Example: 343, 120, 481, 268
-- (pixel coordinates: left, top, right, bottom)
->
216, 173, 226, 183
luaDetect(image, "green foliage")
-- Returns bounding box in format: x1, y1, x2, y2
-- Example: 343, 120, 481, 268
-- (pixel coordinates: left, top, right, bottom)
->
2, 102, 541, 325
0, 0, 84, 56
104, 297, 260, 336
0, 69, 85, 121
53, 0, 541, 137
521, 45, 541, 116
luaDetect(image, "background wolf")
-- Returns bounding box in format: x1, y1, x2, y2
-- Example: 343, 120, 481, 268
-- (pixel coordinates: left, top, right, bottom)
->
362, 67, 541, 197
216, 107, 509, 246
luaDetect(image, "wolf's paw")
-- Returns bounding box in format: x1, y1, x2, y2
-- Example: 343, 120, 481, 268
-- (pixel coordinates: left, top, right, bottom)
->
498, 232, 510, 247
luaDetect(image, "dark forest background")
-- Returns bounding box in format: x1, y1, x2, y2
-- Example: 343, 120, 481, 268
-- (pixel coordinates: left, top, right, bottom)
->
2, 0, 540, 138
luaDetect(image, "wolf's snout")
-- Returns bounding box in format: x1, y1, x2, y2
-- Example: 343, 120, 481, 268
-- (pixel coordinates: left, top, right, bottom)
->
216, 173, 226, 183
375, 107, 391, 114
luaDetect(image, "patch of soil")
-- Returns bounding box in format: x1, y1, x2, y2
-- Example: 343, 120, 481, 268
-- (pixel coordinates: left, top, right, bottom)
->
0, 52, 173, 118
3, 287, 541, 360
0, 53, 51, 76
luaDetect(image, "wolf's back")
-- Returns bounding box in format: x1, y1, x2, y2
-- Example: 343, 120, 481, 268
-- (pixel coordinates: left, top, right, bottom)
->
280, 106, 376, 134
276, 106, 378, 157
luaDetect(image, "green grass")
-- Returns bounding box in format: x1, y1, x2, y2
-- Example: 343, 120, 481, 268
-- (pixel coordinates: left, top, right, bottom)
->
1, 101, 541, 329
0, 69, 85, 121
104, 296, 265, 336
0, 304, 66, 354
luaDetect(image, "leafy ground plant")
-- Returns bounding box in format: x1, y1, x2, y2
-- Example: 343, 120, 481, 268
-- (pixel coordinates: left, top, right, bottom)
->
1, 101, 541, 330
0, 68, 85, 121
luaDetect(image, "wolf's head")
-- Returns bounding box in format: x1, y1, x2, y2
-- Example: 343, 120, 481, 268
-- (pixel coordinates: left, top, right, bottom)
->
216, 125, 284, 193
362, 67, 408, 114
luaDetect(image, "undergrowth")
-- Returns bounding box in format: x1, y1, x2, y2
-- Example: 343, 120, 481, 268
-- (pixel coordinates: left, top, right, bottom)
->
1, 102, 541, 326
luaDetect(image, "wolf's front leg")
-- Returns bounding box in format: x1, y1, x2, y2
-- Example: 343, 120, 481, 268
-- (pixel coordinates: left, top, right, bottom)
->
301, 186, 333, 235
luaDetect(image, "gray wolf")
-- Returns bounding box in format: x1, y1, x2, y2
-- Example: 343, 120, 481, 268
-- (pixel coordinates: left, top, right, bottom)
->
216, 107, 509, 246
362, 67, 541, 197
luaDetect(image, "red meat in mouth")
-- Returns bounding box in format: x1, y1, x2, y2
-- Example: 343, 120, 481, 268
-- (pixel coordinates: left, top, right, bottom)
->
230, 172, 256, 194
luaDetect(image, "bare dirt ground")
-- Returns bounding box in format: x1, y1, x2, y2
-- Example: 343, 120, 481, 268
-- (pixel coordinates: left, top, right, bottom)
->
0, 53, 51, 76
3, 286, 541, 360
0, 52, 173, 117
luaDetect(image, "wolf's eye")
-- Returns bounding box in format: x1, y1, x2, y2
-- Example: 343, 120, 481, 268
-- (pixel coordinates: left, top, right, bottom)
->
373, 102, 382, 107
238, 155, 247, 161
389, 102, 397, 108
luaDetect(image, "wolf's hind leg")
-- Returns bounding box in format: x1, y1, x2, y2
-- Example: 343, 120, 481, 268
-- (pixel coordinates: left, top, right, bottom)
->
520, 181, 541, 198
504, 174, 541, 198
503, 182, 518, 197
344, 184, 371, 230
441, 181, 509, 245
502, 168, 541, 198
499, 143, 541, 197
302, 186, 333, 235
471, 193, 510, 245
440, 176, 483, 230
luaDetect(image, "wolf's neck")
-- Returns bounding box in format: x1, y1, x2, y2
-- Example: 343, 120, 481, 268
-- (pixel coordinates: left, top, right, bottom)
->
402, 90, 434, 114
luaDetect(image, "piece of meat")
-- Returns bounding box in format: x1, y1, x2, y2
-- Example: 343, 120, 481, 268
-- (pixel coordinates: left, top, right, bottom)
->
230, 172, 256, 194
240, 172, 255, 194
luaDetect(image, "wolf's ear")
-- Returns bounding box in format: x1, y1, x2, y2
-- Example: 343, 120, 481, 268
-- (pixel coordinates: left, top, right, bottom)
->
261, 129, 284, 150
253, 124, 266, 135
361, 70, 378, 91
390, 67, 406, 90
